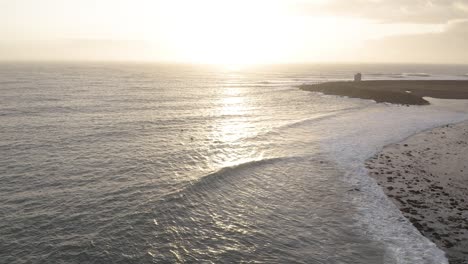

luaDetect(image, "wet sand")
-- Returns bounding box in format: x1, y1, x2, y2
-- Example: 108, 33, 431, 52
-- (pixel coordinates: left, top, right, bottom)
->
300, 80, 468, 105
365, 122, 468, 264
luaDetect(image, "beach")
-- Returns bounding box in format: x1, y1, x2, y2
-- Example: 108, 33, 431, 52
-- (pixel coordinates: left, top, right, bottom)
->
366, 122, 468, 263
302, 80, 468, 262
300, 80, 468, 105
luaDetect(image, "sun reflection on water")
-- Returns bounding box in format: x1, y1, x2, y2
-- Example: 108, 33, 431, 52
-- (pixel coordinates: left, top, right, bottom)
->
207, 79, 264, 169
215, 86, 253, 141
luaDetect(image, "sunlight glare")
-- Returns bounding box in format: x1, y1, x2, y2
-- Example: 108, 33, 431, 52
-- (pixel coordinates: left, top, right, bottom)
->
161, 0, 296, 65
155, 0, 377, 65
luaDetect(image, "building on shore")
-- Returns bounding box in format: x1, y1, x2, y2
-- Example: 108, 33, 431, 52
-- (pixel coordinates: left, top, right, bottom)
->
354, 73, 362, 82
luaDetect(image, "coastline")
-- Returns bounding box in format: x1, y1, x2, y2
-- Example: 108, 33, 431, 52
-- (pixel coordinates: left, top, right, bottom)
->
300, 80, 468, 105
365, 121, 468, 264
300, 80, 468, 262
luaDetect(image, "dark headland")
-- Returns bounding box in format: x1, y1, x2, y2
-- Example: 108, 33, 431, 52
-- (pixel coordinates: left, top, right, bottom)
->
300, 80, 468, 105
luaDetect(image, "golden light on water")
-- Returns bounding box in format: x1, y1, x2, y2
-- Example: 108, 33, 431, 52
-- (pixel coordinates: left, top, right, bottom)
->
216, 87, 251, 143
208, 84, 260, 169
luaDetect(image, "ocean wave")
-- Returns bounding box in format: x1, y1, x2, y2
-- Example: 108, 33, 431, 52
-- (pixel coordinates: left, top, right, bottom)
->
367, 73, 405, 78
176, 157, 294, 196
234, 104, 370, 146
219, 82, 303, 89
0, 106, 76, 117
390, 75, 405, 79
404, 73, 431, 77
367, 73, 393, 76
157, 156, 302, 207
275, 105, 368, 130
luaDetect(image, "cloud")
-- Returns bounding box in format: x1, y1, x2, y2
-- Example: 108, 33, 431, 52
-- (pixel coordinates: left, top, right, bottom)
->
294, 0, 468, 23
359, 20, 468, 63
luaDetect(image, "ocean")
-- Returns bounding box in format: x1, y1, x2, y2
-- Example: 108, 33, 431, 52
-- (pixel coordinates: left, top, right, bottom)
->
1, 63, 468, 263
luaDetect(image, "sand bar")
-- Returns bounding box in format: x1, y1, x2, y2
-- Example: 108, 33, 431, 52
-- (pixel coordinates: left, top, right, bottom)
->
365, 122, 468, 264
300, 80, 468, 105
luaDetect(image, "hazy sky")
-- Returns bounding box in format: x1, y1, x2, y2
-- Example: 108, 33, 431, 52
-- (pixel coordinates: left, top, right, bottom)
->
1, 0, 468, 64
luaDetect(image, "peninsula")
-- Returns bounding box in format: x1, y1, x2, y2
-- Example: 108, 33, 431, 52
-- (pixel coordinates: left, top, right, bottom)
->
300, 80, 468, 105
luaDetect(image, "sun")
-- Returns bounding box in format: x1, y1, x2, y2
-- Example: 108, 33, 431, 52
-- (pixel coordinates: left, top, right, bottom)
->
140, 0, 378, 65
160, 0, 294, 65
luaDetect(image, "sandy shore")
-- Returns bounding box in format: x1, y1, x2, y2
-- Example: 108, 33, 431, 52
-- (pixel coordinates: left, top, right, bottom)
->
365, 122, 468, 263
300, 80, 468, 105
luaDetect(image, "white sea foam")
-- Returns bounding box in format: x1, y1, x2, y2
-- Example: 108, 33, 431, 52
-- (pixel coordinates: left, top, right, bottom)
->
311, 99, 468, 263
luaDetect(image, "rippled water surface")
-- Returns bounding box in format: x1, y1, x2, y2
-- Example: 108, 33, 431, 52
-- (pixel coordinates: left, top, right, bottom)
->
1, 63, 468, 263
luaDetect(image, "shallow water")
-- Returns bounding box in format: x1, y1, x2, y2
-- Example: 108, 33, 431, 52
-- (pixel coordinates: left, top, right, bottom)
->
1, 63, 468, 263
